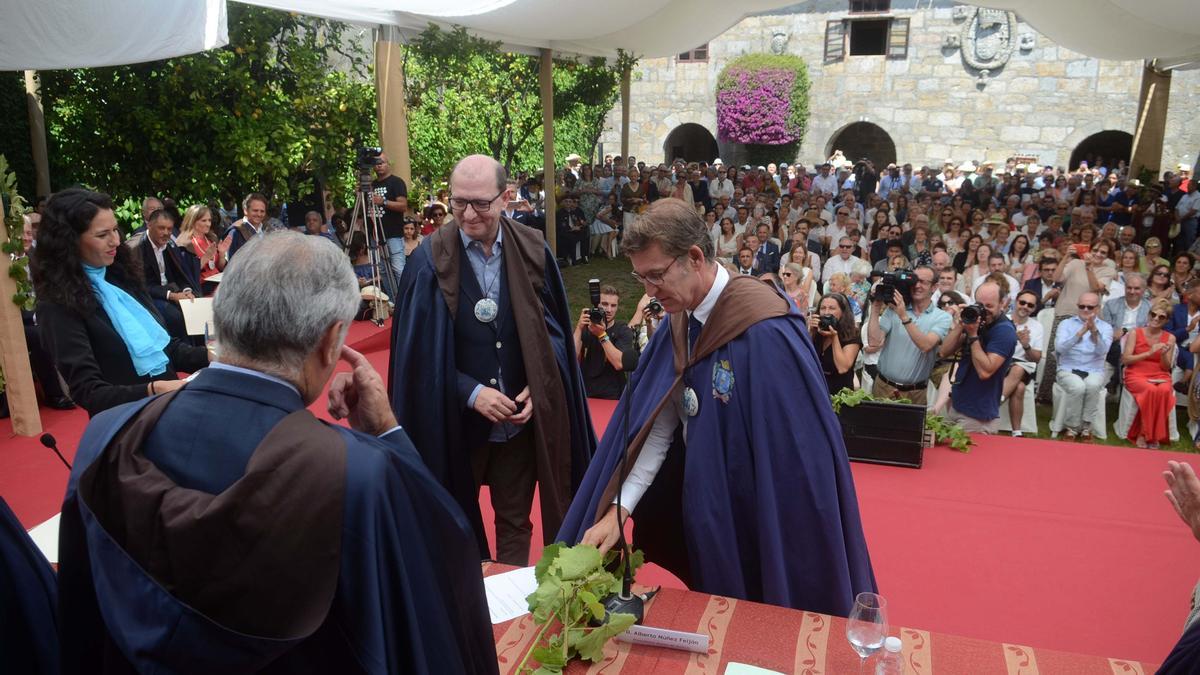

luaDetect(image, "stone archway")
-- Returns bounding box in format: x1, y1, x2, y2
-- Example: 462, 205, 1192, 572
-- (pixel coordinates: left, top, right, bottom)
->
826, 122, 897, 169
1069, 130, 1133, 173
663, 123, 719, 164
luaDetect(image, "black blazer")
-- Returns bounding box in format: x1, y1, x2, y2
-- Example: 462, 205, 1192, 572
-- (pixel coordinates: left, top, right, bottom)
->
37, 267, 208, 417
137, 236, 201, 300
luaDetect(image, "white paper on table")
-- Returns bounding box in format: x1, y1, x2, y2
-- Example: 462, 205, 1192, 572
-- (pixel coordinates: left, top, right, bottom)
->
27, 513, 60, 565
483, 566, 537, 624
724, 664, 784, 675
205, 272, 222, 283
180, 297, 215, 336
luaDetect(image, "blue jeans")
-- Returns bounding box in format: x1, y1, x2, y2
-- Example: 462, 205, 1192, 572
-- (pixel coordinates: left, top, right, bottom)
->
384, 237, 406, 300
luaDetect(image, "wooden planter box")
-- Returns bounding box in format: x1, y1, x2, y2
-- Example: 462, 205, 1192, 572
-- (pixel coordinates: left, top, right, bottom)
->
837, 400, 926, 469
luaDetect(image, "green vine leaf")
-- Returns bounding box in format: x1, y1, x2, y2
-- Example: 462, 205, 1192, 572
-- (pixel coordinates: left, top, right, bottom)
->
831, 387, 973, 452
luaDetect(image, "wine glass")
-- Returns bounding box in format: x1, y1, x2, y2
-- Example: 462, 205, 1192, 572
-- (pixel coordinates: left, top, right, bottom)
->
846, 592, 888, 673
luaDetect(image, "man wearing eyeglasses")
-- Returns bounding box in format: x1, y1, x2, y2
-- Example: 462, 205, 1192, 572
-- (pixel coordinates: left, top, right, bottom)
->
867, 266, 951, 405
559, 197, 875, 616
389, 155, 596, 566
822, 236, 864, 284
1051, 292, 1114, 441
938, 281, 1018, 434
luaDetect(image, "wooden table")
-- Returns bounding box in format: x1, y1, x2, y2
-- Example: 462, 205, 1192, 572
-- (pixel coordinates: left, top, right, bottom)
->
484, 564, 1158, 674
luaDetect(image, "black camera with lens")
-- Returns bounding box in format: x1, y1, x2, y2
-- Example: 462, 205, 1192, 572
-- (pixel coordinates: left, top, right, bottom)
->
357, 146, 383, 170
869, 269, 917, 306
587, 278, 606, 325
647, 298, 663, 316
960, 304, 990, 325
818, 314, 838, 331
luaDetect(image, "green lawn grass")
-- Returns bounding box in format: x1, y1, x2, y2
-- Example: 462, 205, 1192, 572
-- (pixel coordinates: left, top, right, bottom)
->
561, 256, 1199, 453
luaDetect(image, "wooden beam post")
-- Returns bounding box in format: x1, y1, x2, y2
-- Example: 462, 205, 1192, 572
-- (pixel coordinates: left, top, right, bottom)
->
620, 64, 631, 159
0, 194, 41, 437
375, 27, 413, 188
540, 48, 556, 254
24, 71, 50, 198
1130, 60, 1172, 181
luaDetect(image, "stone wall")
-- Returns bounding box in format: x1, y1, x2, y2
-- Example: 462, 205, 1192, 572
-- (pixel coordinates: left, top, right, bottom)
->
599, 0, 1200, 172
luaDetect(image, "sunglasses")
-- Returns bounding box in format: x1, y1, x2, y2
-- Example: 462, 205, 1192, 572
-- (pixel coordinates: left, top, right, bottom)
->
1077, 304, 1097, 310
1149, 312, 1169, 320
781, 272, 794, 277
1155, 271, 1169, 276
1017, 300, 1037, 308
839, 244, 853, 249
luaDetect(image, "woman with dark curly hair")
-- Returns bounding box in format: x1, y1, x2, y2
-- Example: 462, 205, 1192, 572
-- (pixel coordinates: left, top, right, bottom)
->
33, 188, 208, 417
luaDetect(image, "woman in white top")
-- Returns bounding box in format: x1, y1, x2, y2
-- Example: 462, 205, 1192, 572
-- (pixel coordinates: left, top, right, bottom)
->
960, 242, 993, 295
712, 217, 741, 263
780, 262, 816, 312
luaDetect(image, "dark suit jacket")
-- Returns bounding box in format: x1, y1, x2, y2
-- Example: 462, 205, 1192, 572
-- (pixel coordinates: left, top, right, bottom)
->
755, 242, 781, 275
1167, 303, 1196, 370
37, 266, 208, 417
137, 237, 201, 299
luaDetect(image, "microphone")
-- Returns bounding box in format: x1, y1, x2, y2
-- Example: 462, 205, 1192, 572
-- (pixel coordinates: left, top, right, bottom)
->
40, 433, 72, 470
600, 351, 648, 624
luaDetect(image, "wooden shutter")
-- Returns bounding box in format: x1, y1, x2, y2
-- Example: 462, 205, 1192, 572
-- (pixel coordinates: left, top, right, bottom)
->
824, 20, 846, 63
887, 17, 910, 60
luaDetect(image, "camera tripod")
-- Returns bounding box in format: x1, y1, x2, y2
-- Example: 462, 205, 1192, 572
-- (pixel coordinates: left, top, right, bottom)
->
347, 166, 398, 326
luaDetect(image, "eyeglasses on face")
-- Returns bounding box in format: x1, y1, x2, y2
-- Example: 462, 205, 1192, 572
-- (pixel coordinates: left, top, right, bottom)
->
1149, 312, 1169, 320
1154, 271, 1169, 277
780, 272, 794, 277
631, 256, 682, 286
1077, 303, 1097, 310
449, 189, 505, 213
1016, 300, 1037, 308
838, 244, 853, 249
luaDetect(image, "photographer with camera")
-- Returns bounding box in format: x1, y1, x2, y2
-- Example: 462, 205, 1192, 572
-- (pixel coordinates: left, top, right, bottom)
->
574, 282, 638, 399
866, 266, 951, 405
938, 282, 1018, 433
808, 293, 862, 393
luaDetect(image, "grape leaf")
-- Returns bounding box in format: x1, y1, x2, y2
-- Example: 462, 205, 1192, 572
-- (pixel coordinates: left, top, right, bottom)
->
535, 542, 564, 584
573, 613, 636, 662
531, 645, 566, 668
552, 544, 602, 581
526, 576, 564, 623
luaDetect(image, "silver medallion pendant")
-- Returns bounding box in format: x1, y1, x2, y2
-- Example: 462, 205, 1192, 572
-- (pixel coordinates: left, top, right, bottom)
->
682, 386, 699, 417
474, 298, 499, 323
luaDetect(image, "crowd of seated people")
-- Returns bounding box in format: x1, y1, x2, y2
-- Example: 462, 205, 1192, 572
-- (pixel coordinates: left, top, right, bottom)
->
559, 152, 1198, 447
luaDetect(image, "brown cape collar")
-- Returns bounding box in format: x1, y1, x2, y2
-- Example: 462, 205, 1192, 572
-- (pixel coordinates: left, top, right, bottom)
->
594, 274, 792, 523
78, 389, 347, 640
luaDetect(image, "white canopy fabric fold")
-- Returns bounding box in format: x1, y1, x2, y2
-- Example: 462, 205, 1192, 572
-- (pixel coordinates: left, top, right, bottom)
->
3, 1, 1197, 70
0, 0, 228, 71
973, 0, 1200, 67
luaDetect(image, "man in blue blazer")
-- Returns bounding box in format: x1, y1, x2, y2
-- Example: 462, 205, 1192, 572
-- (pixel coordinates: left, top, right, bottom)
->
58, 233, 497, 674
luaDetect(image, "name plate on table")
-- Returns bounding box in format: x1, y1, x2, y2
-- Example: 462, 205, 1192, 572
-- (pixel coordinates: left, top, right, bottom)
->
837, 400, 926, 468
616, 625, 709, 653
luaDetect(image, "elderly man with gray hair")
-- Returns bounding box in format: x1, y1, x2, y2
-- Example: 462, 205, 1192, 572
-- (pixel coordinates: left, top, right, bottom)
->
57, 232, 498, 674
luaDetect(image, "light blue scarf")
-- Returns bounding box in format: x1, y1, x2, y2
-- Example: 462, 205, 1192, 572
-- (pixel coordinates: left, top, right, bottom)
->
83, 264, 170, 376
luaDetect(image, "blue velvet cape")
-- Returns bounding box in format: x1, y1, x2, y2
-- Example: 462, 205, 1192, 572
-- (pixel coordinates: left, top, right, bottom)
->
388, 218, 595, 558
558, 308, 876, 616
0, 496, 58, 674
56, 369, 497, 674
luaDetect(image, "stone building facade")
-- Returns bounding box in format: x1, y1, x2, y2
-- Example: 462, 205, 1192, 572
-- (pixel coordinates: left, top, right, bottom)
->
598, 0, 1200, 173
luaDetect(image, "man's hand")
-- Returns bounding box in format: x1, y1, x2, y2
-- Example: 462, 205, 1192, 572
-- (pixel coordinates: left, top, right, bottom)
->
892, 290, 908, 321
509, 386, 534, 425
327, 345, 399, 436
473, 386, 518, 423
963, 318, 980, 337
588, 317, 607, 338
581, 504, 628, 555
577, 309, 592, 334
371, 193, 385, 205
1188, 313, 1200, 333
1164, 461, 1200, 543
167, 289, 195, 303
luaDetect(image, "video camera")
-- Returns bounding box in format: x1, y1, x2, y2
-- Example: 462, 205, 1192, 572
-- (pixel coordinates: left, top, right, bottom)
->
357, 146, 383, 171
869, 269, 916, 306
587, 279, 606, 325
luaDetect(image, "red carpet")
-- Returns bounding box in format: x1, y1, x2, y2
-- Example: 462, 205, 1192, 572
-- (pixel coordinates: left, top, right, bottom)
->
0, 317, 1193, 664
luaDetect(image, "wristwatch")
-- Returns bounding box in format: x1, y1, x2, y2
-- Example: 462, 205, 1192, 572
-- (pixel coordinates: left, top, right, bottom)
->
901, 318, 913, 326
966, 336, 980, 345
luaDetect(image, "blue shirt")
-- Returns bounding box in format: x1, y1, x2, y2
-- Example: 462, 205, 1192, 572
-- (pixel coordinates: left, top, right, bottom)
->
951, 318, 1017, 421
458, 227, 523, 442
1054, 315, 1113, 374
877, 302, 953, 384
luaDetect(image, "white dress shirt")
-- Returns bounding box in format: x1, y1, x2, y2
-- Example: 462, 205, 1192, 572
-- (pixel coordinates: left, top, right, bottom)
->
152, 241, 168, 285
616, 265, 730, 512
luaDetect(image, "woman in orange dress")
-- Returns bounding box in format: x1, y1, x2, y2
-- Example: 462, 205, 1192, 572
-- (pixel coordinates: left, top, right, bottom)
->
1121, 298, 1177, 448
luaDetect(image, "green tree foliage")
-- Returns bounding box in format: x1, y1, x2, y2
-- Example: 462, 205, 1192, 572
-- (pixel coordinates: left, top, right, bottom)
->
37, 4, 375, 225
404, 25, 629, 180
0, 75, 36, 201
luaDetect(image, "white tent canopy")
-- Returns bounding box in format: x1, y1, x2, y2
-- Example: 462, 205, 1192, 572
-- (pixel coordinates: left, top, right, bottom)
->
974, 0, 1200, 68
0, 0, 806, 69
